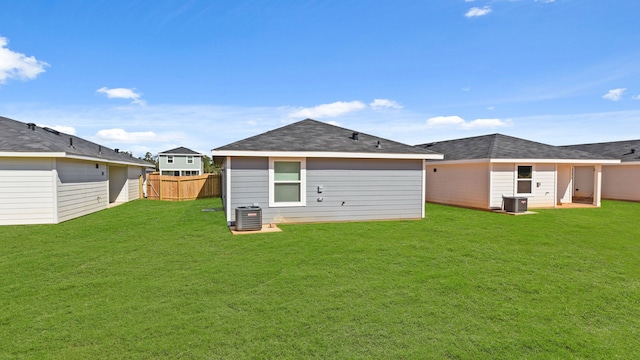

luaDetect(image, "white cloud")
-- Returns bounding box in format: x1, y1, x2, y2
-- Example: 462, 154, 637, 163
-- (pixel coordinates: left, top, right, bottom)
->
535, 0, 556, 3
486, 106, 495, 111
288, 100, 366, 119
370, 98, 403, 110
95, 128, 177, 143
426, 115, 465, 126
465, 6, 492, 18
97, 87, 147, 105
460, 118, 511, 129
0, 36, 49, 84
602, 88, 626, 101
632, 94, 640, 101
427, 115, 511, 129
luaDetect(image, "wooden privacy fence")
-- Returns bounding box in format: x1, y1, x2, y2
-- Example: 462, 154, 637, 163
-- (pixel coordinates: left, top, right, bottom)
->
146, 173, 221, 201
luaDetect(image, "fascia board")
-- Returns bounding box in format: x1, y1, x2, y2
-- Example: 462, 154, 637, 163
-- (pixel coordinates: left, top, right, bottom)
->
211, 150, 444, 160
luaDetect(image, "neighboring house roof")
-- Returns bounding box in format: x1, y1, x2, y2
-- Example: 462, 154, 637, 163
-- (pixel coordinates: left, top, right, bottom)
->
158, 146, 203, 156
0, 116, 153, 167
212, 118, 443, 159
416, 133, 618, 163
562, 140, 640, 163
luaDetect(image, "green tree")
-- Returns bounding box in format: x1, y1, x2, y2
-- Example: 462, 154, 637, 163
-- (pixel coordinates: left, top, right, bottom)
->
202, 155, 220, 173
141, 152, 158, 170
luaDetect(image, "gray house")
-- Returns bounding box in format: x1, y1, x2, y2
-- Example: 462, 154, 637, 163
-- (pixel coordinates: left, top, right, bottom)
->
563, 140, 640, 202
211, 119, 443, 224
417, 134, 619, 210
158, 147, 204, 176
0, 116, 154, 225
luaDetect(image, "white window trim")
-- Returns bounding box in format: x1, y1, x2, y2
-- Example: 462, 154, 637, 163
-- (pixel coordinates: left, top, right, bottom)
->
269, 157, 306, 207
515, 164, 534, 196
167, 155, 174, 164
187, 155, 194, 164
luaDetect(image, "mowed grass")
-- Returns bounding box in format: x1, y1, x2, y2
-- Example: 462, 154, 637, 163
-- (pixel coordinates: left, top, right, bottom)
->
1, 199, 639, 359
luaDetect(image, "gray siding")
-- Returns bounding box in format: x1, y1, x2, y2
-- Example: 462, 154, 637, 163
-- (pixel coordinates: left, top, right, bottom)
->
159, 154, 203, 174
0, 158, 56, 225
57, 159, 109, 223
229, 157, 424, 224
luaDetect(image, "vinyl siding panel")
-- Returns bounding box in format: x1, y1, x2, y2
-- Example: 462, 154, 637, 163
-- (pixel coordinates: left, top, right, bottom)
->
601, 165, 640, 201
57, 159, 109, 223
127, 166, 143, 201
526, 164, 556, 208
0, 158, 56, 225
159, 154, 203, 173
229, 157, 269, 222
426, 163, 489, 209
229, 157, 424, 223
490, 163, 515, 209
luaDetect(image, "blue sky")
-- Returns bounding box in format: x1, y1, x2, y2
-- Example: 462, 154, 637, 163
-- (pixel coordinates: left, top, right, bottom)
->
1, 0, 639, 156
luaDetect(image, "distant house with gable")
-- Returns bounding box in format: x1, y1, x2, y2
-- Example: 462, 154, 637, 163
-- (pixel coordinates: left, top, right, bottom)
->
211, 119, 443, 224
0, 116, 154, 225
158, 147, 204, 176
416, 133, 619, 210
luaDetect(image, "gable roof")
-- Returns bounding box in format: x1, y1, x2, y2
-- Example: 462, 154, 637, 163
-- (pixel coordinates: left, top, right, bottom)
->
158, 146, 202, 156
416, 133, 618, 163
0, 116, 153, 167
562, 140, 640, 163
212, 119, 443, 160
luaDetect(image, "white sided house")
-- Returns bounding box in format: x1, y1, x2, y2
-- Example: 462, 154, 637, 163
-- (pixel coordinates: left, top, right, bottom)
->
0, 116, 154, 225
212, 119, 443, 224
416, 134, 619, 210
563, 140, 640, 202
158, 147, 204, 176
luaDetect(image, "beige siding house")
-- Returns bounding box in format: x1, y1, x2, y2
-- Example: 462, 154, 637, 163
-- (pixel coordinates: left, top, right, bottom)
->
0, 116, 154, 225
563, 140, 640, 202
417, 134, 619, 210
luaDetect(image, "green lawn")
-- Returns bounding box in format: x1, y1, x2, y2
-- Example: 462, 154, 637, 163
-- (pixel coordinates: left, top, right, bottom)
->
1, 199, 639, 359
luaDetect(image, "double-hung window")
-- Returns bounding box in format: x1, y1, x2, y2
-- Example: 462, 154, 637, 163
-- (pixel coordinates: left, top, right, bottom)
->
167, 155, 174, 164
269, 158, 306, 207
187, 156, 194, 164
516, 165, 533, 195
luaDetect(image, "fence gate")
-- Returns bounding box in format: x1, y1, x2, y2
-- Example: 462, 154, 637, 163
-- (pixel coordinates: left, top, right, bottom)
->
146, 173, 221, 201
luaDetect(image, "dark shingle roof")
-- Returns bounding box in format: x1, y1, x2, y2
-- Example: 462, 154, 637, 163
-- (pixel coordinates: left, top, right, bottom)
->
0, 116, 152, 166
416, 133, 614, 161
562, 140, 640, 162
213, 119, 441, 156
159, 146, 202, 155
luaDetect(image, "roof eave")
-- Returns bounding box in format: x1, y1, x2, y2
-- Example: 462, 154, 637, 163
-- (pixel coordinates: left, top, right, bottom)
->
211, 150, 444, 160
0, 151, 153, 167
430, 158, 621, 165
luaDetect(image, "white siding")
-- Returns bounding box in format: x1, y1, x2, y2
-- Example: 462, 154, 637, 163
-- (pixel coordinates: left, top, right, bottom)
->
601, 164, 640, 201
57, 159, 109, 223
526, 163, 556, 208
127, 166, 143, 201
108, 165, 128, 204
0, 158, 56, 225
426, 163, 489, 209
492, 163, 558, 209
490, 163, 515, 209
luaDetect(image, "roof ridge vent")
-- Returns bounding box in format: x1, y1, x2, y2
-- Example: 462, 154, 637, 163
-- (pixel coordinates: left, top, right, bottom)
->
43, 127, 60, 135
26, 123, 36, 130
